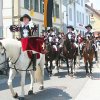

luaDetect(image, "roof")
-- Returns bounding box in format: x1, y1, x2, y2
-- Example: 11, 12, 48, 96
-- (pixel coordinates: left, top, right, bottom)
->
85, 4, 100, 17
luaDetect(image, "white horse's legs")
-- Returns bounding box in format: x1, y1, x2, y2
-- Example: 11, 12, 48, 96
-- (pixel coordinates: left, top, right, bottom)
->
39, 54, 45, 89
8, 69, 17, 98
28, 70, 35, 95
29, 70, 34, 90
20, 71, 26, 98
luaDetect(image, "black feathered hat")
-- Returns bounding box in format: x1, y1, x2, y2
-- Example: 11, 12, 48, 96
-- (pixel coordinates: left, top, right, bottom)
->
67, 25, 74, 31
20, 14, 31, 21
85, 24, 92, 29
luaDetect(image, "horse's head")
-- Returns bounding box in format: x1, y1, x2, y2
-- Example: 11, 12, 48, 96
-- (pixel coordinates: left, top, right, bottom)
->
0, 41, 8, 70
83, 39, 93, 53
0, 42, 6, 55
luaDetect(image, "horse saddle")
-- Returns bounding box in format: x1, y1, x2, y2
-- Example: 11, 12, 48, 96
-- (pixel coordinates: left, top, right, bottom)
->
27, 51, 40, 59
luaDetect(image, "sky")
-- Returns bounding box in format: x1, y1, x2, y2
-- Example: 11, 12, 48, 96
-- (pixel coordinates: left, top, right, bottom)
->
88, 0, 100, 10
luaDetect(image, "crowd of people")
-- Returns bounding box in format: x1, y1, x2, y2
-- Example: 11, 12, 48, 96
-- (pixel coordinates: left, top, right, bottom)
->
41, 24, 100, 62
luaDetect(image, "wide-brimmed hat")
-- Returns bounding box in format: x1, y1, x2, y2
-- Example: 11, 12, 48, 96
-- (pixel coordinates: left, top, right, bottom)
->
85, 24, 92, 29
67, 25, 74, 31
20, 14, 31, 21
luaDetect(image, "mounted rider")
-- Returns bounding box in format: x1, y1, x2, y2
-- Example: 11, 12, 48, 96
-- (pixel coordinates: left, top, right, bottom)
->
66, 25, 78, 54
84, 24, 94, 40
47, 28, 58, 51
10, 14, 39, 71
84, 24, 98, 61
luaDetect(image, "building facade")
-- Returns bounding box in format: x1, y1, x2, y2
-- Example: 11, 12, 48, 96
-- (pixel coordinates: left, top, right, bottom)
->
3, 0, 62, 38
85, 4, 100, 36
62, 0, 90, 35
0, 0, 3, 37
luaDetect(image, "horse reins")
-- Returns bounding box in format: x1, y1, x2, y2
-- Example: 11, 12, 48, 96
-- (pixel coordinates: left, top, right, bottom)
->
0, 46, 34, 72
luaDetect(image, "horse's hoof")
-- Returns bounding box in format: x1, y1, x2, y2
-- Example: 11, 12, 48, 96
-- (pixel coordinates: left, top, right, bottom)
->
68, 73, 70, 76
33, 67, 36, 71
19, 97, 25, 100
28, 90, 33, 95
39, 86, 44, 90
57, 70, 59, 73
13, 93, 18, 98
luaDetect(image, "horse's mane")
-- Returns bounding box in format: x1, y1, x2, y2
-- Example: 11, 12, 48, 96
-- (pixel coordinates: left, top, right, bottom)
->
0, 39, 21, 48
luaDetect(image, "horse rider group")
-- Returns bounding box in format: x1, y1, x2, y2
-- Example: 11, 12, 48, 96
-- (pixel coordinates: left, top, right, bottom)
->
42, 28, 64, 52
10, 14, 99, 64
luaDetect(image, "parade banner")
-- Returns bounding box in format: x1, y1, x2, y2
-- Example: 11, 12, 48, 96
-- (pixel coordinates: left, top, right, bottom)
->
44, 0, 53, 27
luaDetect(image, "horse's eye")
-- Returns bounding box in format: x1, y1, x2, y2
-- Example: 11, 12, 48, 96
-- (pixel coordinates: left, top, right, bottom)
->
1, 53, 4, 56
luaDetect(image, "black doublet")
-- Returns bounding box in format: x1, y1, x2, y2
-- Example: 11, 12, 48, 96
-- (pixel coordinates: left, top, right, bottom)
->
20, 25, 32, 38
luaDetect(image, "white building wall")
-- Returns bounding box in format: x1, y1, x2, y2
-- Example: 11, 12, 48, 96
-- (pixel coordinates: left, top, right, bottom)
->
2, 0, 13, 38
0, 0, 3, 37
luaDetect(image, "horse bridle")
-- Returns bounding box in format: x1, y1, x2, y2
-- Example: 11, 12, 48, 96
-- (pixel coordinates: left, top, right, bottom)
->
0, 46, 21, 71
0, 46, 8, 66
0, 45, 36, 72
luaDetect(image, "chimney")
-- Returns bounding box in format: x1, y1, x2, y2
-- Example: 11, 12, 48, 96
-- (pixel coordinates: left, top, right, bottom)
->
91, 3, 93, 8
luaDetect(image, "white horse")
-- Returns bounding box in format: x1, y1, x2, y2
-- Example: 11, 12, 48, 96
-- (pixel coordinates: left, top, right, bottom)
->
0, 39, 45, 100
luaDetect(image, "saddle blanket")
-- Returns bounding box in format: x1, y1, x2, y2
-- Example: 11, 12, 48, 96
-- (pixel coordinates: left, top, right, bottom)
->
21, 37, 44, 53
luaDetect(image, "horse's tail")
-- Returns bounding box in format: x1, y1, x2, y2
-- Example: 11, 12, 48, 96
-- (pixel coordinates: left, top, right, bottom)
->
34, 65, 42, 83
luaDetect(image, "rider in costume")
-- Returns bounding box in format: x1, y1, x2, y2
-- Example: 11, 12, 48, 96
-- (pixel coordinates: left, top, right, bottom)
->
10, 14, 37, 71
84, 24, 94, 40
20, 14, 37, 71
66, 25, 78, 55
84, 24, 97, 61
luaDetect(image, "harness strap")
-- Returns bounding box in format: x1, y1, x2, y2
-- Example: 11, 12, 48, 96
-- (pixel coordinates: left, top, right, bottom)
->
11, 48, 21, 65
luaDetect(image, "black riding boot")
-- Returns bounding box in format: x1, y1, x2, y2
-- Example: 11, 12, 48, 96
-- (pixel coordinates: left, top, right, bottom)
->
32, 54, 37, 71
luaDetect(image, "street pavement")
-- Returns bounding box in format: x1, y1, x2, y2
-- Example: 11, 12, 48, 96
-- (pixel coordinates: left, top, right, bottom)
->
0, 51, 100, 100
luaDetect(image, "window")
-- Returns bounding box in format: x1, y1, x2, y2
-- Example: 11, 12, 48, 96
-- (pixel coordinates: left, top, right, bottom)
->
69, 8, 72, 21
24, 0, 29, 10
55, 4, 59, 18
77, 0, 80, 5
79, 12, 81, 23
40, 0, 44, 14
77, 11, 79, 23
86, 15, 88, 24
52, 5, 54, 17
34, 0, 39, 12
81, 0, 83, 6
91, 14, 93, 17
82, 13, 84, 24
30, 0, 33, 10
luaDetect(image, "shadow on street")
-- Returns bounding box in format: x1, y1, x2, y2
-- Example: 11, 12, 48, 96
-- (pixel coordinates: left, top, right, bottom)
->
25, 87, 72, 100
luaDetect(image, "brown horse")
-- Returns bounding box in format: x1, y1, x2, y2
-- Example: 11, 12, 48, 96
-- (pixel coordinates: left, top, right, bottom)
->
63, 37, 77, 75
45, 43, 61, 76
82, 39, 94, 75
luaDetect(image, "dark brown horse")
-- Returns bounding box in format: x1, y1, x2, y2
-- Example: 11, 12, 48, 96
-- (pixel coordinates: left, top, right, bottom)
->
63, 37, 77, 75
82, 39, 94, 75
45, 43, 61, 76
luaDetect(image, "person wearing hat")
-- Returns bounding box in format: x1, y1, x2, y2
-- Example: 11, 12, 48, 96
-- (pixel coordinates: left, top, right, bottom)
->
66, 25, 75, 42
85, 24, 98, 62
20, 14, 37, 71
66, 25, 78, 54
85, 24, 94, 40
20, 14, 33, 38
